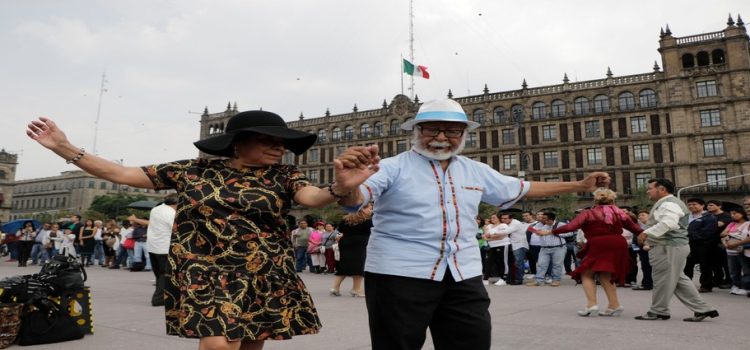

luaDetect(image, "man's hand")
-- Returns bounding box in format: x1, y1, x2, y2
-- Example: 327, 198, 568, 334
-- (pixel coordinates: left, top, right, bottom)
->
333, 145, 380, 191
637, 232, 648, 246
580, 172, 611, 192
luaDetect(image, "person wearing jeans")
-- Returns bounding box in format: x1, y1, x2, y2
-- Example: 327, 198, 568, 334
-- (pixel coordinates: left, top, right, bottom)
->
129, 221, 151, 271
527, 212, 567, 286
501, 213, 529, 285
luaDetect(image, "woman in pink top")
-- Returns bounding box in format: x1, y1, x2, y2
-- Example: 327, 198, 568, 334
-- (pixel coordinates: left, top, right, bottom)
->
307, 222, 325, 274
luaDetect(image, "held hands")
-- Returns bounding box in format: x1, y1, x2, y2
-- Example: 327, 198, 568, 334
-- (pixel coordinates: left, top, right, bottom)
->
26, 117, 70, 150
333, 145, 380, 191
637, 232, 649, 246
580, 172, 611, 192
537, 230, 552, 236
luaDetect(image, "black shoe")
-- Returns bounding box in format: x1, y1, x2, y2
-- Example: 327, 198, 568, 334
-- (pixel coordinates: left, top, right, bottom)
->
632, 285, 652, 291
717, 284, 732, 289
635, 312, 670, 320
698, 287, 712, 293
683, 310, 719, 322
108, 266, 120, 269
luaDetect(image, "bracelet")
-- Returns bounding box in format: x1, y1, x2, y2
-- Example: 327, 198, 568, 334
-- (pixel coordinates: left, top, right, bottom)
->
327, 183, 351, 200
66, 148, 85, 164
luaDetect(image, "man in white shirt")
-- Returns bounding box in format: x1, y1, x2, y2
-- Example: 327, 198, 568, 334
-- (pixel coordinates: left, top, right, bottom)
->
130, 193, 178, 306
500, 213, 528, 285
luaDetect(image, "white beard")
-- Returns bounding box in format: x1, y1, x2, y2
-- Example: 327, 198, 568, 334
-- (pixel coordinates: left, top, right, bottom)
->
411, 130, 466, 160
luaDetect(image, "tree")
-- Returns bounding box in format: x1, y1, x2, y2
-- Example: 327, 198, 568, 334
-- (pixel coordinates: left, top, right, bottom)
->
630, 186, 652, 213
86, 193, 149, 220
549, 193, 577, 221
305, 204, 347, 226
478, 203, 500, 221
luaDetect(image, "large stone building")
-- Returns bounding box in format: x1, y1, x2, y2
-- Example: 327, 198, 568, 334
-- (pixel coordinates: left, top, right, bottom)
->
10, 170, 167, 222
0, 149, 18, 222
198, 17, 750, 209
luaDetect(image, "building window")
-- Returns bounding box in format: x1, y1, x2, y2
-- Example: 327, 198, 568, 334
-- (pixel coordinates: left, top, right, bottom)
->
619, 92, 635, 111
635, 173, 651, 189
631, 116, 648, 133
308, 170, 318, 183
88, 180, 95, 189
309, 148, 319, 162
336, 146, 346, 156
390, 120, 400, 135
593, 95, 610, 113
703, 139, 725, 157
532, 102, 546, 119
699, 109, 721, 127
696, 80, 718, 97
633, 144, 650, 161
706, 169, 728, 189
283, 151, 294, 164
543, 151, 558, 168
317, 129, 327, 143
503, 154, 516, 170
467, 132, 477, 148
493, 107, 507, 123
584, 121, 600, 138
551, 100, 565, 117
373, 122, 384, 136
473, 109, 485, 124
360, 124, 370, 138
587, 148, 602, 165
542, 125, 557, 141
332, 127, 342, 141
396, 140, 408, 154
344, 125, 354, 140
574, 97, 589, 115
639, 89, 657, 108
100, 182, 107, 189
502, 129, 515, 144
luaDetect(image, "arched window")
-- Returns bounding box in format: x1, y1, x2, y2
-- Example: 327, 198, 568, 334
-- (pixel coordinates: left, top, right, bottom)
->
344, 125, 354, 140
511, 104, 525, 121
711, 49, 725, 65
682, 53, 695, 68
696, 51, 710, 66
360, 123, 370, 138
390, 119, 400, 135
551, 100, 565, 117
574, 97, 589, 115
331, 127, 342, 141
593, 95, 610, 113
618, 92, 635, 111
639, 89, 657, 108
373, 121, 384, 136
493, 107, 506, 123
531, 102, 546, 119
317, 129, 327, 142
472, 109, 485, 124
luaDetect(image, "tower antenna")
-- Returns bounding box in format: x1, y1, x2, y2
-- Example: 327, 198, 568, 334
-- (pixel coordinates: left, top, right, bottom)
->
93, 71, 108, 155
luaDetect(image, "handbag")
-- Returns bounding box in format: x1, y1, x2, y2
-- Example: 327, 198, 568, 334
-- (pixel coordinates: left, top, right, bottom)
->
319, 246, 326, 254
17, 299, 84, 345
332, 243, 340, 261
38, 255, 87, 292
121, 238, 135, 250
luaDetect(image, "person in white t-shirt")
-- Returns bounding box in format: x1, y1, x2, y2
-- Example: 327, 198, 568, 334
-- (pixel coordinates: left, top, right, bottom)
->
501, 213, 529, 285
483, 214, 512, 286
130, 193, 178, 306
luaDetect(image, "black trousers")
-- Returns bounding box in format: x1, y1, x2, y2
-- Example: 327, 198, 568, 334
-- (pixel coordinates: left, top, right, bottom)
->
18, 241, 34, 266
636, 248, 653, 287
365, 271, 491, 350
486, 245, 514, 280
528, 245, 540, 274
684, 241, 713, 290
149, 253, 168, 306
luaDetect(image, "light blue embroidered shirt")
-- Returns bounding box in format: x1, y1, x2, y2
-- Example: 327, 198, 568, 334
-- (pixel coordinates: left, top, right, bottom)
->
358, 150, 529, 281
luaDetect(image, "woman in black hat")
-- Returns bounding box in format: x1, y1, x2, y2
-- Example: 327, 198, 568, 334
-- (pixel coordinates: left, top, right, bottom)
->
26, 111, 379, 350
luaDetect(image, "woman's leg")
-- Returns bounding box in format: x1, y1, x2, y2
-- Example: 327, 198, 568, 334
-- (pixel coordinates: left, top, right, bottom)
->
198, 336, 240, 350
331, 275, 346, 292
352, 275, 365, 295
581, 269, 597, 307
598, 272, 620, 309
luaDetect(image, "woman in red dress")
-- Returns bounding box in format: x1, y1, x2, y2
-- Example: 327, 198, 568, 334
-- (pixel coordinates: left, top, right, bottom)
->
539, 188, 642, 317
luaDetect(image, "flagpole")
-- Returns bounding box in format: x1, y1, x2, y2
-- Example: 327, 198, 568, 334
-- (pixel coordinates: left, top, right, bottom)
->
400, 55, 404, 96
409, 0, 415, 99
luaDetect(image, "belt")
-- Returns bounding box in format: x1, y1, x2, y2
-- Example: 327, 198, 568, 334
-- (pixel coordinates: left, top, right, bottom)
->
541, 244, 565, 248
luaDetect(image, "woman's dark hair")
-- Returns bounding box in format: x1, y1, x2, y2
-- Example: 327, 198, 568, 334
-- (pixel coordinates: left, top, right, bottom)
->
730, 208, 749, 222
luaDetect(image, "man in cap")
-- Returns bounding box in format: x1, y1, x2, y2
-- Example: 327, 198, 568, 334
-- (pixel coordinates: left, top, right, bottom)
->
331, 99, 611, 350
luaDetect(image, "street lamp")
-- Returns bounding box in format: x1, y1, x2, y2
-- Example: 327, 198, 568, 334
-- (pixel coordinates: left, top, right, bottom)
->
513, 106, 529, 211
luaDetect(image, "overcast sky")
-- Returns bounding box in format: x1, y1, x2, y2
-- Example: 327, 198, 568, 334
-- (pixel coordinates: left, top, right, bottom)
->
2, 0, 747, 180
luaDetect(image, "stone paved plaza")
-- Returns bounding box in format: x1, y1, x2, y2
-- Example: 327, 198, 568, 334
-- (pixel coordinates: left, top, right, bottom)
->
0, 261, 747, 349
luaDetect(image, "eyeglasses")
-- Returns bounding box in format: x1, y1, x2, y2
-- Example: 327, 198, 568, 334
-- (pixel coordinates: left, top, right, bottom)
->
418, 126, 465, 138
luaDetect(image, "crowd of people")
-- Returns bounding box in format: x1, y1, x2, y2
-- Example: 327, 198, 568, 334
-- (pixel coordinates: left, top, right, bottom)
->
21, 99, 749, 350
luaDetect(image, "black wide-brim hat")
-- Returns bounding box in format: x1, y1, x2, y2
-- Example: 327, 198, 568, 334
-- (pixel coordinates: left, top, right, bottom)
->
194, 110, 317, 157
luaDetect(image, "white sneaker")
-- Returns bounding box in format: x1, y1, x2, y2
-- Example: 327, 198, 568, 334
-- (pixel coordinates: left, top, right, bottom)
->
482, 280, 490, 286
729, 286, 738, 294
730, 288, 748, 296
493, 279, 507, 286
544, 277, 553, 284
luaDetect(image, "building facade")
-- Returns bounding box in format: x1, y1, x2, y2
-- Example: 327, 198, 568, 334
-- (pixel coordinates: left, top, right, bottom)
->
198, 18, 750, 209
10, 170, 167, 222
0, 149, 18, 223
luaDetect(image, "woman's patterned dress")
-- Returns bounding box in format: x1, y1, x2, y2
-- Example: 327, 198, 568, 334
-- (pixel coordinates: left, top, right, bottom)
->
141, 158, 321, 341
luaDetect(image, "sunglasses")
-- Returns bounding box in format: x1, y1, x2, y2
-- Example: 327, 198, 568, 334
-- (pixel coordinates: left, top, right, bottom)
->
418, 126, 465, 138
